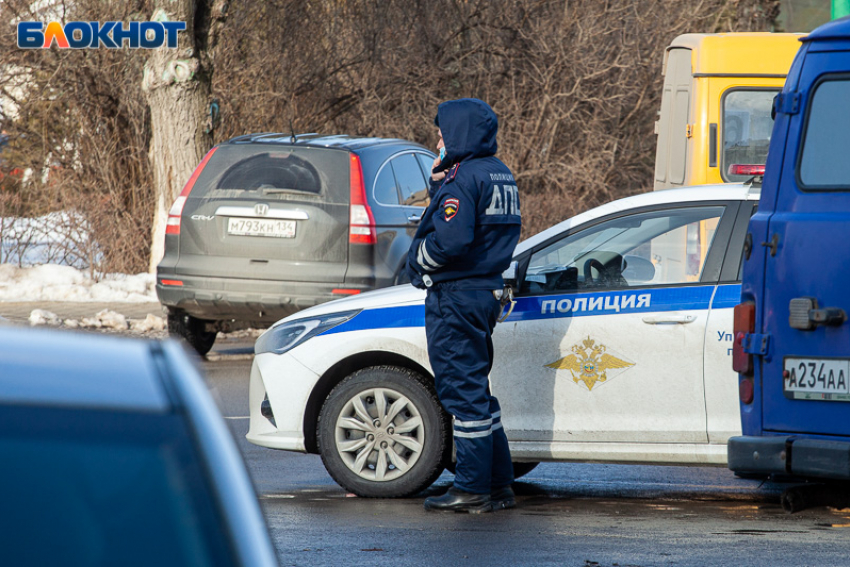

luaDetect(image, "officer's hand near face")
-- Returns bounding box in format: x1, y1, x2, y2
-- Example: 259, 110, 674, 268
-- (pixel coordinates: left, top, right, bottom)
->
432, 131, 447, 182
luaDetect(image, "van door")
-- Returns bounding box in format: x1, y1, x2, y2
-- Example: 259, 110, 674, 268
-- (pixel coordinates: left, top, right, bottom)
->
760, 55, 850, 436
654, 48, 692, 190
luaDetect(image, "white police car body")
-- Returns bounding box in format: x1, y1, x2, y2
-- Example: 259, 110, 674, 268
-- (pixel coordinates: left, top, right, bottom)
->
247, 184, 758, 497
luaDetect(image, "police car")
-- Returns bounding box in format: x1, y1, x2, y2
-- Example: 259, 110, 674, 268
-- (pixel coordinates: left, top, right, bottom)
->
247, 183, 758, 497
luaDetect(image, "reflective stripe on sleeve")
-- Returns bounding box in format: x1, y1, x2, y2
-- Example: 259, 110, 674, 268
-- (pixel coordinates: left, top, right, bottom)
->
418, 241, 442, 272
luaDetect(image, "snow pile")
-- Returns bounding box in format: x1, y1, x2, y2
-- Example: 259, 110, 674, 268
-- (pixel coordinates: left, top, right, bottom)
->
0, 264, 157, 302
27, 308, 166, 333
81, 309, 128, 330
130, 313, 168, 333
28, 309, 62, 326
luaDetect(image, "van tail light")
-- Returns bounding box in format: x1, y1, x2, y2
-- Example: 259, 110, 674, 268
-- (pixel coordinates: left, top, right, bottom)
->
733, 302, 755, 375
739, 377, 754, 405
165, 147, 218, 236
349, 153, 376, 245
728, 164, 765, 177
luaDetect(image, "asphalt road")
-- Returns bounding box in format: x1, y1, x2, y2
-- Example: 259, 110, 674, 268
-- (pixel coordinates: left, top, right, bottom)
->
202, 347, 850, 567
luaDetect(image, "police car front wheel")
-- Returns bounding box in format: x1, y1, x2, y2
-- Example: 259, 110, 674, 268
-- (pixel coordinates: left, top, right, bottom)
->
317, 366, 451, 498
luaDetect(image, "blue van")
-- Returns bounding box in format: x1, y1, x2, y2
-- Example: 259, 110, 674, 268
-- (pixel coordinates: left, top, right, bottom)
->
728, 17, 850, 481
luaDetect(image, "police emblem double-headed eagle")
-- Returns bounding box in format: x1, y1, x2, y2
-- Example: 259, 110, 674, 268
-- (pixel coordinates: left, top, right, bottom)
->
545, 336, 634, 391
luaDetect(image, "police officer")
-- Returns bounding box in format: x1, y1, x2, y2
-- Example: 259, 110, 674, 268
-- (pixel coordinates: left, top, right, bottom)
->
407, 98, 521, 513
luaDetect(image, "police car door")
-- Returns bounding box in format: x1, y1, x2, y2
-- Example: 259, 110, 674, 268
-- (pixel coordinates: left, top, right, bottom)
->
491, 203, 736, 453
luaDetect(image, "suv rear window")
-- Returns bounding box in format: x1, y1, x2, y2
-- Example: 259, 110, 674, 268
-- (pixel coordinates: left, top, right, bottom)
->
799, 77, 850, 190
721, 89, 778, 183
191, 145, 349, 203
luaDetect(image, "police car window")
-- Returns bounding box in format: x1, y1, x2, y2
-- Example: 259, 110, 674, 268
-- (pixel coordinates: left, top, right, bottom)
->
721, 89, 777, 183
373, 164, 400, 205
799, 78, 850, 189
522, 206, 724, 294
391, 154, 429, 207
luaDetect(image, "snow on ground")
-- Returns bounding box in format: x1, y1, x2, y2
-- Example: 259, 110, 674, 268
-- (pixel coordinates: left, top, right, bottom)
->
1, 211, 93, 268
0, 263, 157, 302
1, 210, 157, 302
0, 213, 164, 332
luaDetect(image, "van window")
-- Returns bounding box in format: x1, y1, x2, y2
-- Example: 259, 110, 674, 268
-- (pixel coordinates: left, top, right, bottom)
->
721, 89, 778, 183
799, 78, 850, 189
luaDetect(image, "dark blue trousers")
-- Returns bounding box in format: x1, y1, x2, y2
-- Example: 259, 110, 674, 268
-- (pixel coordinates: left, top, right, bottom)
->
425, 283, 514, 494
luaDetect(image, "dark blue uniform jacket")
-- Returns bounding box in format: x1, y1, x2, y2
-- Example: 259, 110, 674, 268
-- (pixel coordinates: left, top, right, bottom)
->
406, 99, 521, 290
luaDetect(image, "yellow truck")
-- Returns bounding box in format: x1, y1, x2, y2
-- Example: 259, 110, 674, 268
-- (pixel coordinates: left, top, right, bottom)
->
654, 33, 804, 190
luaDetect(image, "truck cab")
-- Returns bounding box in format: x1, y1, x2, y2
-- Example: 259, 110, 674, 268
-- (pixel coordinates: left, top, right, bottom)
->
729, 17, 850, 481
654, 33, 803, 190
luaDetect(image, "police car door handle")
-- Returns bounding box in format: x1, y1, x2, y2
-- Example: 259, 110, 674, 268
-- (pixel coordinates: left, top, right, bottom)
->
641, 314, 697, 325
407, 213, 423, 223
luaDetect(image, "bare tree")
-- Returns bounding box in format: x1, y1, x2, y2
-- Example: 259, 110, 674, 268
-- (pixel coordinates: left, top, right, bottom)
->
0, 0, 779, 275
143, 0, 226, 272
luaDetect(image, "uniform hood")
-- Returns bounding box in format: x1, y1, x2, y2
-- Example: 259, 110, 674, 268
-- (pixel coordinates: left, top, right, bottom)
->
434, 98, 498, 172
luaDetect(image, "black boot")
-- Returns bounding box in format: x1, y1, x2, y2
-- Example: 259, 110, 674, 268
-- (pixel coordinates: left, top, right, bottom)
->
490, 485, 516, 510
423, 487, 494, 514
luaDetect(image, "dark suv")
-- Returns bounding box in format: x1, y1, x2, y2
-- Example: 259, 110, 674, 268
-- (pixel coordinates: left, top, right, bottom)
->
156, 133, 436, 354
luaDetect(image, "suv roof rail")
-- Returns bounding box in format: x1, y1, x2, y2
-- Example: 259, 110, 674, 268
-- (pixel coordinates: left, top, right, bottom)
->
225, 132, 279, 143
223, 132, 426, 152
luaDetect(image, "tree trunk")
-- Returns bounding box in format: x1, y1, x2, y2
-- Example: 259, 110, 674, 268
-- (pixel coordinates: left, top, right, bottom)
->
144, 1, 225, 273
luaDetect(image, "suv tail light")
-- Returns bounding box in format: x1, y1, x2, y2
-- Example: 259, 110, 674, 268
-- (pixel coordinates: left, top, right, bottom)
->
165, 147, 218, 236
349, 153, 376, 245
733, 302, 755, 375
728, 164, 765, 177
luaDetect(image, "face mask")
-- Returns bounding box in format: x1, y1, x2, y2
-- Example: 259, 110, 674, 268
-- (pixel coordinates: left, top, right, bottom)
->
439, 147, 446, 161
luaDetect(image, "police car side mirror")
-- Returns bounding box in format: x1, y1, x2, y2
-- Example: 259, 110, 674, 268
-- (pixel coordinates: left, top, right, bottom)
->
502, 261, 518, 289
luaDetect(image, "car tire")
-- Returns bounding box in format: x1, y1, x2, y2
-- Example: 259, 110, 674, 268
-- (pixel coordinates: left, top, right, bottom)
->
167, 312, 217, 356
318, 366, 451, 498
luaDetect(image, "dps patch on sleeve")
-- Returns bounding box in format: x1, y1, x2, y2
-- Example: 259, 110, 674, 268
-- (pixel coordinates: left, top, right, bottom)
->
443, 198, 460, 221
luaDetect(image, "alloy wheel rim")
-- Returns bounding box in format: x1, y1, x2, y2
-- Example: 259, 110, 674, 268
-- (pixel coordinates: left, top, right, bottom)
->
334, 387, 425, 482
